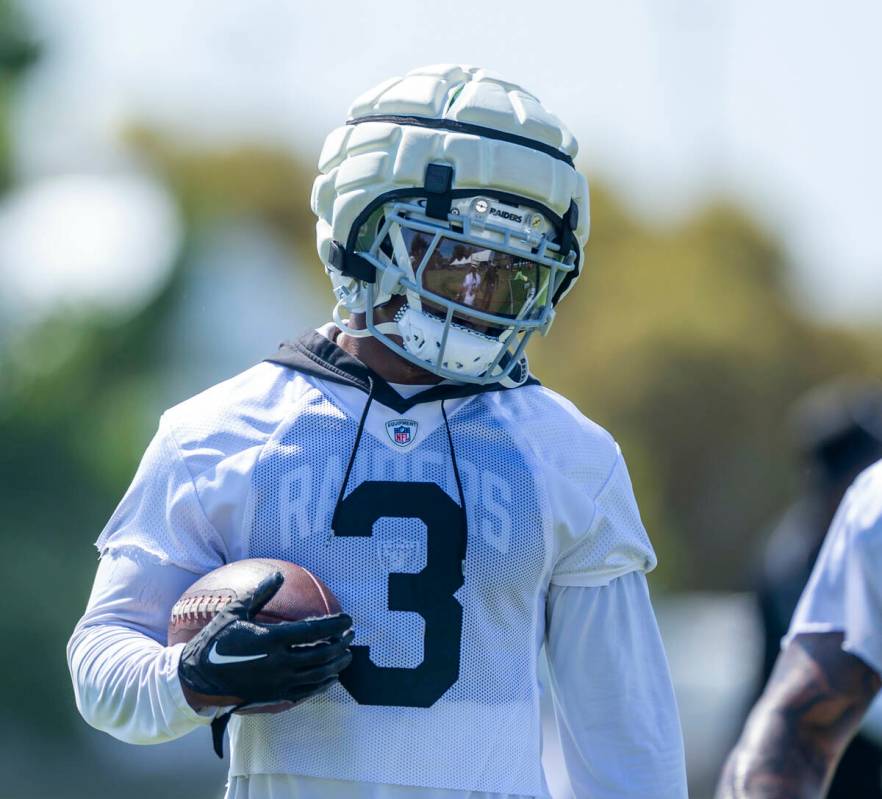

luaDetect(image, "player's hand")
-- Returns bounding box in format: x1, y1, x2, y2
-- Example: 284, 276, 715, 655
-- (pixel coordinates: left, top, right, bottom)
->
178, 571, 354, 709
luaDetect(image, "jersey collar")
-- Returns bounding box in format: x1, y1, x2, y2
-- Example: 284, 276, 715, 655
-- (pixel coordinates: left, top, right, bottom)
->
264, 328, 539, 414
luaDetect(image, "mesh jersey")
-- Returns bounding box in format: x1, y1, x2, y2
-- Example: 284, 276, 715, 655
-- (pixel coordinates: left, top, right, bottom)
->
96, 339, 656, 796
789, 458, 882, 675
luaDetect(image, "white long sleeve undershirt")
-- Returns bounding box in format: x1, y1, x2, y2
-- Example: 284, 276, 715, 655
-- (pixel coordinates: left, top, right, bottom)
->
67, 552, 212, 745
68, 550, 687, 799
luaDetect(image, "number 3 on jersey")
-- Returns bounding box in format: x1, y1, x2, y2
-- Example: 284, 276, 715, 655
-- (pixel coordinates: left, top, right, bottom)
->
332, 480, 466, 707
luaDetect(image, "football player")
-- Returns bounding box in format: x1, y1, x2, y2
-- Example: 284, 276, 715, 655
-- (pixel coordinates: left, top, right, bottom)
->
716, 460, 882, 798
68, 65, 688, 798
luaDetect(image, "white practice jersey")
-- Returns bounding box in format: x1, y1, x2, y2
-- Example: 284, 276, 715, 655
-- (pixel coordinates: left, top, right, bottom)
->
789, 459, 882, 675
68, 326, 687, 798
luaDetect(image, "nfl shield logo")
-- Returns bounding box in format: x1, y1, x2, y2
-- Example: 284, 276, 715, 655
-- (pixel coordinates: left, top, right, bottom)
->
378, 538, 418, 570
385, 418, 418, 448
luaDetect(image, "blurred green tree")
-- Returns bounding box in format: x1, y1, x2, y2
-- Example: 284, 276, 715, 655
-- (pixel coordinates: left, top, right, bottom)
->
128, 126, 318, 267
0, 0, 39, 188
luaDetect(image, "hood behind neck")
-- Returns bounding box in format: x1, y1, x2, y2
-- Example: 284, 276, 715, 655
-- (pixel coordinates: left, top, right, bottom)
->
264, 326, 539, 415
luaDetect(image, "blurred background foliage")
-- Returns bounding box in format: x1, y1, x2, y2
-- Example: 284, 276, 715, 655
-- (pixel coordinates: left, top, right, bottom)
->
127, 127, 317, 265
0, 0, 37, 188
2, 1, 882, 796
534, 192, 882, 589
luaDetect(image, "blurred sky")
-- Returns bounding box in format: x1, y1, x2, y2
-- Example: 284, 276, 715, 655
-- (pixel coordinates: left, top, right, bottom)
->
10, 0, 882, 323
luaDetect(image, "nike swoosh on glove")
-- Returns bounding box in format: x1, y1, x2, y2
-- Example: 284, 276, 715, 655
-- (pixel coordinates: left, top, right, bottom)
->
178, 570, 353, 711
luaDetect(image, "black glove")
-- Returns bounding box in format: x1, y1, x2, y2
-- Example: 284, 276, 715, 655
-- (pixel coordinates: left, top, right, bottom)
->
178, 571, 353, 756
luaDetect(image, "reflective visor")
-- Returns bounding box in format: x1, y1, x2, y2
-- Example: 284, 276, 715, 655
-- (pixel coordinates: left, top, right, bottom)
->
401, 229, 551, 320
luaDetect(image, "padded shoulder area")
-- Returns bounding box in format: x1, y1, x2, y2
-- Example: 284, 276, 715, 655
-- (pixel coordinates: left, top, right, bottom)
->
161, 362, 317, 476
842, 459, 882, 549
490, 384, 620, 492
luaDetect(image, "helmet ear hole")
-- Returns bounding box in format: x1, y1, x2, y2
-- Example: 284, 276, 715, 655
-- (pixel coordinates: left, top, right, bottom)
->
379, 228, 394, 260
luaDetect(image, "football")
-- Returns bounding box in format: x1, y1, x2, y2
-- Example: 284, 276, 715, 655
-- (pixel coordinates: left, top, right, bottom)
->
169, 557, 342, 711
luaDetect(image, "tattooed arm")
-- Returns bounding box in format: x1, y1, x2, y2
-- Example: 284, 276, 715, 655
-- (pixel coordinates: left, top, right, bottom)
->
716, 632, 881, 799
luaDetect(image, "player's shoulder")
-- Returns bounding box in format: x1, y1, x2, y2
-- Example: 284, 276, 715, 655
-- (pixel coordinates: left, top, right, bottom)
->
838, 459, 882, 549
160, 360, 316, 458
500, 383, 621, 486
516, 383, 615, 442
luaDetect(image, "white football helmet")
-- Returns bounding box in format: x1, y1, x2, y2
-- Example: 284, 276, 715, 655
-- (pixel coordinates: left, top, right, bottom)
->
311, 64, 590, 385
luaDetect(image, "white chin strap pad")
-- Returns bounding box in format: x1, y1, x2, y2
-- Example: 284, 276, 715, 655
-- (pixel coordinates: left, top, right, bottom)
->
396, 306, 504, 378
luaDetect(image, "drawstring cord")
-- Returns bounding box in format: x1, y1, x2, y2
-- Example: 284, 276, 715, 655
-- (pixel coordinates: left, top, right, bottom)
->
331, 376, 376, 535
211, 390, 466, 761
327, 384, 468, 564
441, 399, 469, 566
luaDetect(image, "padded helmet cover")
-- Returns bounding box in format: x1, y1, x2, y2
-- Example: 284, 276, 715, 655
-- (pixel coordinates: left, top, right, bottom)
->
311, 64, 590, 313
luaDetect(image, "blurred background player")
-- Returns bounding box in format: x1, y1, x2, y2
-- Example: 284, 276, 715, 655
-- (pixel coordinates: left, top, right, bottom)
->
718, 452, 882, 797
754, 382, 882, 796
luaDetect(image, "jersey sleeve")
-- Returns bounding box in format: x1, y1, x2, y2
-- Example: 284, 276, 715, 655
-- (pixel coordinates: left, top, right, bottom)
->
545, 573, 688, 798
95, 414, 228, 573
788, 462, 882, 675
551, 449, 657, 587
